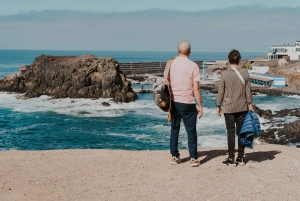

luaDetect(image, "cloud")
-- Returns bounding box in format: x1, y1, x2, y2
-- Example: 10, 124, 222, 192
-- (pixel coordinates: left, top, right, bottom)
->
0, 6, 299, 52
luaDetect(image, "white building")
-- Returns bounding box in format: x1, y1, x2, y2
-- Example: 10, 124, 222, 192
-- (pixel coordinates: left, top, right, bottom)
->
268, 40, 300, 60
249, 66, 269, 74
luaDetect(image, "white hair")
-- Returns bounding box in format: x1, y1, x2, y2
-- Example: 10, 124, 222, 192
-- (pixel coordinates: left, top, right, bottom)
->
178, 40, 191, 54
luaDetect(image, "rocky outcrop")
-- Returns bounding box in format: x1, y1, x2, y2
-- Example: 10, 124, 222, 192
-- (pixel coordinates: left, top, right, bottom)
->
273, 108, 300, 118
254, 106, 300, 145
0, 55, 137, 102
200, 84, 218, 94
251, 87, 285, 96
277, 121, 300, 144
253, 105, 272, 119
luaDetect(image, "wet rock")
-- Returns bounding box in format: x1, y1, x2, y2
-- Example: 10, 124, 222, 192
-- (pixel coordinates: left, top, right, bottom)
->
254, 105, 300, 144
274, 108, 300, 118
276, 120, 300, 144
102, 102, 111, 107
25, 90, 41, 98
261, 121, 300, 145
260, 128, 279, 143
200, 84, 218, 94
253, 105, 272, 119
251, 88, 283, 96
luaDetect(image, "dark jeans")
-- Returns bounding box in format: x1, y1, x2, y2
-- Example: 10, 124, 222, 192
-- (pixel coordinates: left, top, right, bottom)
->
170, 102, 198, 159
224, 111, 248, 159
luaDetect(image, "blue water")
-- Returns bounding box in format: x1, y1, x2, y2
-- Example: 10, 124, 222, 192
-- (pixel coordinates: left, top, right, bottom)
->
0, 50, 299, 151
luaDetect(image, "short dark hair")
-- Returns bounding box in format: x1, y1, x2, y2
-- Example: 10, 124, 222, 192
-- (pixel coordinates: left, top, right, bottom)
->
228, 49, 241, 65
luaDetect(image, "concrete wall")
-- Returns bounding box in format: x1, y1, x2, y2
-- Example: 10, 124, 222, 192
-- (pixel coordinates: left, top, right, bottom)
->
119, 61, 204, 76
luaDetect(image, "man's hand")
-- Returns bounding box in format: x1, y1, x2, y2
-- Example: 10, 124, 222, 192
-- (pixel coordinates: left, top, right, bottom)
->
197, 106, 203, 119
217, 107, 222, 117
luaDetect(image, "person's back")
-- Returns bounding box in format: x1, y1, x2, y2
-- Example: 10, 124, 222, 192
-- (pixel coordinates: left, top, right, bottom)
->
217, 67, 251, 113
216, 49, 253, 167
167, 40, 203, 167
169, 56, 200, 104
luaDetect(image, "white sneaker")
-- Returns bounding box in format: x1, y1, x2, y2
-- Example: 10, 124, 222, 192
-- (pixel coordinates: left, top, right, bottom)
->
171, 156, 181, 165
190, 158, 200, 167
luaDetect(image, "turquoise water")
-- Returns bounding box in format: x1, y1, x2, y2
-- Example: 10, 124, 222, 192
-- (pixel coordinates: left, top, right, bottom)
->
0, 50, 299, 151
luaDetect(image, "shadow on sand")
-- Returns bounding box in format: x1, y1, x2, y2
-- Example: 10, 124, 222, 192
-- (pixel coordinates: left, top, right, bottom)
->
180, 149, 282, 165
244, 150, 281, 163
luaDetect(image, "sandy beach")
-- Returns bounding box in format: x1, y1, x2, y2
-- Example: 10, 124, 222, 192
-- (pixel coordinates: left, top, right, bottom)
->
1, 143, 300, 201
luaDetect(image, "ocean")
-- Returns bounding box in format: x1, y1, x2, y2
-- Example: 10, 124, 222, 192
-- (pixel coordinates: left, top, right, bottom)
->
0, 50, 299, 151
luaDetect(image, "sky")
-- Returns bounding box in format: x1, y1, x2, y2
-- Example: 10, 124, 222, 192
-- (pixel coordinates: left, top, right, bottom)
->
0, 0, 299, 52
1, 0, 300, 15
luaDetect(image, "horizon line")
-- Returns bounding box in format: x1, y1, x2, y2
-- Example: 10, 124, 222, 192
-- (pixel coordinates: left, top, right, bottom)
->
0, 49, 267, 54
1, 5, 300, 16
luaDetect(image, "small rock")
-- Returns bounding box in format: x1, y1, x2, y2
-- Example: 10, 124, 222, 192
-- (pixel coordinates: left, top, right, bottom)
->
102, 102, 111, 107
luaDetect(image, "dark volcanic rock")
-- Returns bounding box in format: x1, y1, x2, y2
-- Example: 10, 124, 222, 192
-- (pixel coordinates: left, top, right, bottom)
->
200, 84, 218, 94
261, 128, 279, 143
276, 120, 300, 144
274, 108, 300, 118
251, 88, 283, 96
253, 105, 300, 145
0, 55, 137, 102
253, 105, 272, 119
102, 102, 111, 107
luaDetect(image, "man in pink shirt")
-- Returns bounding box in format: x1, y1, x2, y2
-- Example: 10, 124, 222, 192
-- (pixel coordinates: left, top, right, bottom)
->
167, 40, 203, 167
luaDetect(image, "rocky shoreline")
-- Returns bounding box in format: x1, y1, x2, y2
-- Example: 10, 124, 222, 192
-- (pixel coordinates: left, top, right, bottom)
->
0, 55, 137, 102
201, 83, 300, 96
201, 83, 300, 145
253, 105, 300, 145
0, 55, 299, 145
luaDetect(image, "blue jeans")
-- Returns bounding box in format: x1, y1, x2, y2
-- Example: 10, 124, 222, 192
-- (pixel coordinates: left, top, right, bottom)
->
170, 102, 198, 159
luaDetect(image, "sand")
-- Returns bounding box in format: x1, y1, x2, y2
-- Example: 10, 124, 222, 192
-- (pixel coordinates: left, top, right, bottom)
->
1, 144, 300, 201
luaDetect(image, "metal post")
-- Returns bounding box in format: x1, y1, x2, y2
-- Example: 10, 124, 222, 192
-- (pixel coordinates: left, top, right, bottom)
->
202, 61, 207, 81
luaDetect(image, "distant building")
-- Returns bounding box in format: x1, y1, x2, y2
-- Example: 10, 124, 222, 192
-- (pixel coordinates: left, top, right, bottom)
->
268, 40, 300, 60
249, 72, 286, 88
